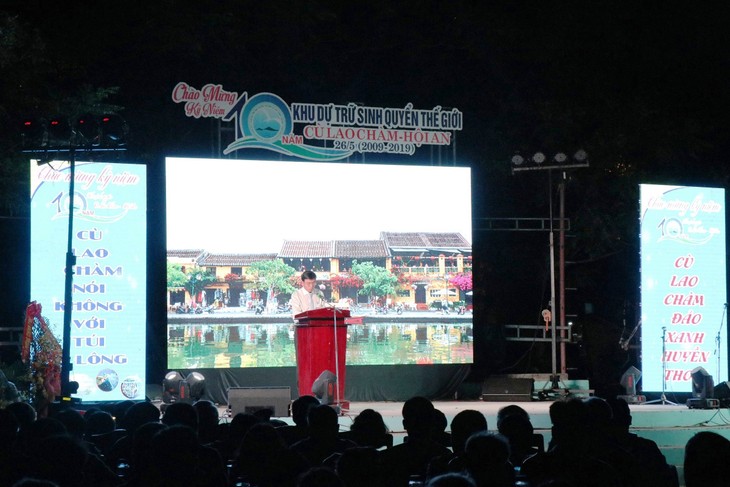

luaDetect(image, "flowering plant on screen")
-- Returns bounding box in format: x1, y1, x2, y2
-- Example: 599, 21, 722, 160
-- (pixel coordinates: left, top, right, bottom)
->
449, 273, 473, 291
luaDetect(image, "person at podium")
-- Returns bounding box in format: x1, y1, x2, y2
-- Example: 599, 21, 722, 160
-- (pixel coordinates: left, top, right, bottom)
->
290, 270, 328, 318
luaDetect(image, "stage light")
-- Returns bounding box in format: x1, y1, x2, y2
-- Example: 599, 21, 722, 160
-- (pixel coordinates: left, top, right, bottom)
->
532, 152, 546, 164
573, 149, 588, 162
48, 116, 73, 148
553, 152, 567, 163
20, 118, 48, 148
185, 372, 206, 401
617, 366, 646, 404
100, 114, 128, 147
511, 154, 524, 166
621, 366, 641, 396
75, 114, 100, 147
162, 371, 184, 404
312, 369, 337, 405
690, 367, 714, 399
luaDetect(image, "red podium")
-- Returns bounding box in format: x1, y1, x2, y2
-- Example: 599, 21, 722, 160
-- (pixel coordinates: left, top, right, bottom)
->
294, 307, 361, 407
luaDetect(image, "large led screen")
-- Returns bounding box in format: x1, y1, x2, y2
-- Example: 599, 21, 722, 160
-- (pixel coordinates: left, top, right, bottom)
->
30, 160, 147, 402
640, 184, 727, 393
166, 157, 473, 369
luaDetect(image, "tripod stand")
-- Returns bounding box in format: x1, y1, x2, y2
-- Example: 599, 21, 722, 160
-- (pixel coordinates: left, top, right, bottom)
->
645, 326, 678, 405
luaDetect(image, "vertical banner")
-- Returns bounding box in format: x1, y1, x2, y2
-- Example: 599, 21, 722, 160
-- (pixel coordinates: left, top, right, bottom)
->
640, 184, 727, 393
30, 160, 147, 402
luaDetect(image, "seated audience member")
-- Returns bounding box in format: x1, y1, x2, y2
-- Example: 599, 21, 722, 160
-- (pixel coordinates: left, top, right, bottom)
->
428, 409, 487, 478
583, 396, 645, 487
84, 410, 116, 438
120, 421, 168, 487
291, 404, 358, 468
28, 433, 91, 487
496, 403, 544, 453
521, 398, 622, 487
7, 401, 37, 431
497, 413, 539, 467
607, 397, 678, 487
462, 431, 514, 487
339, 408, 392, 449
193, 399, 221, 445
148, 423, 227, 487
160, 401, 198, 429
53, 408, 120, 485
683, 431, 730, 487
159, 403, 227, 486
278, 395, 321, 446
431, 408, 452, 449
105, 401, 160, 470
227, 412, 261, 460
496, 404, 530, 426
0, 408, 21, 486
450, 409, 488, 458
335, 446, 384, 487
381, 396, 451, 487
231, 422, 308, 487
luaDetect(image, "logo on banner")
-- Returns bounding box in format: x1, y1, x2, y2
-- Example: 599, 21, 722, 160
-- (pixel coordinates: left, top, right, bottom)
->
171, 82, 463, 161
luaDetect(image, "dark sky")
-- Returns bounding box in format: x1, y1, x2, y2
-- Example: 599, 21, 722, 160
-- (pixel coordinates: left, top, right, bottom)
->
7, 2, 727, 161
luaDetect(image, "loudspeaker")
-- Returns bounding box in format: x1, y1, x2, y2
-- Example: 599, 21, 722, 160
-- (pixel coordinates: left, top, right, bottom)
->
714, 381, 730, 406
227, 386, 292, 417
481, 377, 534, 402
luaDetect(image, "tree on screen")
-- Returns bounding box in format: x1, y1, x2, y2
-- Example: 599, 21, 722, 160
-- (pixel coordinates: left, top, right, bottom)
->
351, 260, 398, 304
248, 259, 298, 308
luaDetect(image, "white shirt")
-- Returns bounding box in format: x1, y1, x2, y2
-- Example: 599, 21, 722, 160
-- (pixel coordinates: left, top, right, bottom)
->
290, 287, 327, 317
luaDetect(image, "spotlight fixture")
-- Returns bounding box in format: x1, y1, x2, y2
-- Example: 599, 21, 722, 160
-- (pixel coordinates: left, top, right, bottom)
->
185, 371, 206, 401
162, 371, 185, 404
75, 114, 101, 147
312, 369, 337, 405
532, 152, 546, 164
617, 366, 645, 404
554, 152, 567, 163
47, 116, 73, 148
573, 149, 588, 162
687, 367, 719, 409
511, 154, 524, 166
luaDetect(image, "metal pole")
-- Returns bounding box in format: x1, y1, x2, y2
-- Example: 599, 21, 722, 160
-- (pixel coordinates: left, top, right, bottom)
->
60, 149, 76, 399
548, 170, 557, 377
559, 171, 567, 374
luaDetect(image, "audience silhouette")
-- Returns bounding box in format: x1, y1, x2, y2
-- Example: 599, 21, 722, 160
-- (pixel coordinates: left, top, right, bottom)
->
0, 391, 708, 487
683, 431, 730, 487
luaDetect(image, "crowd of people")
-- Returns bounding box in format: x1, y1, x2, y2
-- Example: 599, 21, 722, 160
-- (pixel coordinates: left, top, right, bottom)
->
0, 393, 728, 487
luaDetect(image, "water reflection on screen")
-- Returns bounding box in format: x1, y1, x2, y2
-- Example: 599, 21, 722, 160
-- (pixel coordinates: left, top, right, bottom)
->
167, 322, 473, 368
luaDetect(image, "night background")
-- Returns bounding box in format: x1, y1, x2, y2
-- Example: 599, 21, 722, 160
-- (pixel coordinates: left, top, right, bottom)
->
1, 1, 728, 396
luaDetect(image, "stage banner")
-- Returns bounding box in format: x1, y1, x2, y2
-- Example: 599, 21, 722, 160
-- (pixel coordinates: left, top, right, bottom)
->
640, 184, 727, 393
30, 160, 147, 402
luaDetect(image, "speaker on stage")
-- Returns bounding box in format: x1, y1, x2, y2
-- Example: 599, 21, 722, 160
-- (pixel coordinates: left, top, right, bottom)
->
481, 377, 534, 402
714, 381, 730, 406
227, 386, 292, 417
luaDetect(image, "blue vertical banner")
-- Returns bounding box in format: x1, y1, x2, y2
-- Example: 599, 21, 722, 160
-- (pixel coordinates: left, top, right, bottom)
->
640, 184, 727, 393
30, 160, 147, 402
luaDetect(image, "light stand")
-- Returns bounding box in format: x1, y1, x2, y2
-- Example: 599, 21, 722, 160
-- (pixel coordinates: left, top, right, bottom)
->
715, 303, 727, 383
644, 327, 677, 405
60, 148, 79, 401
